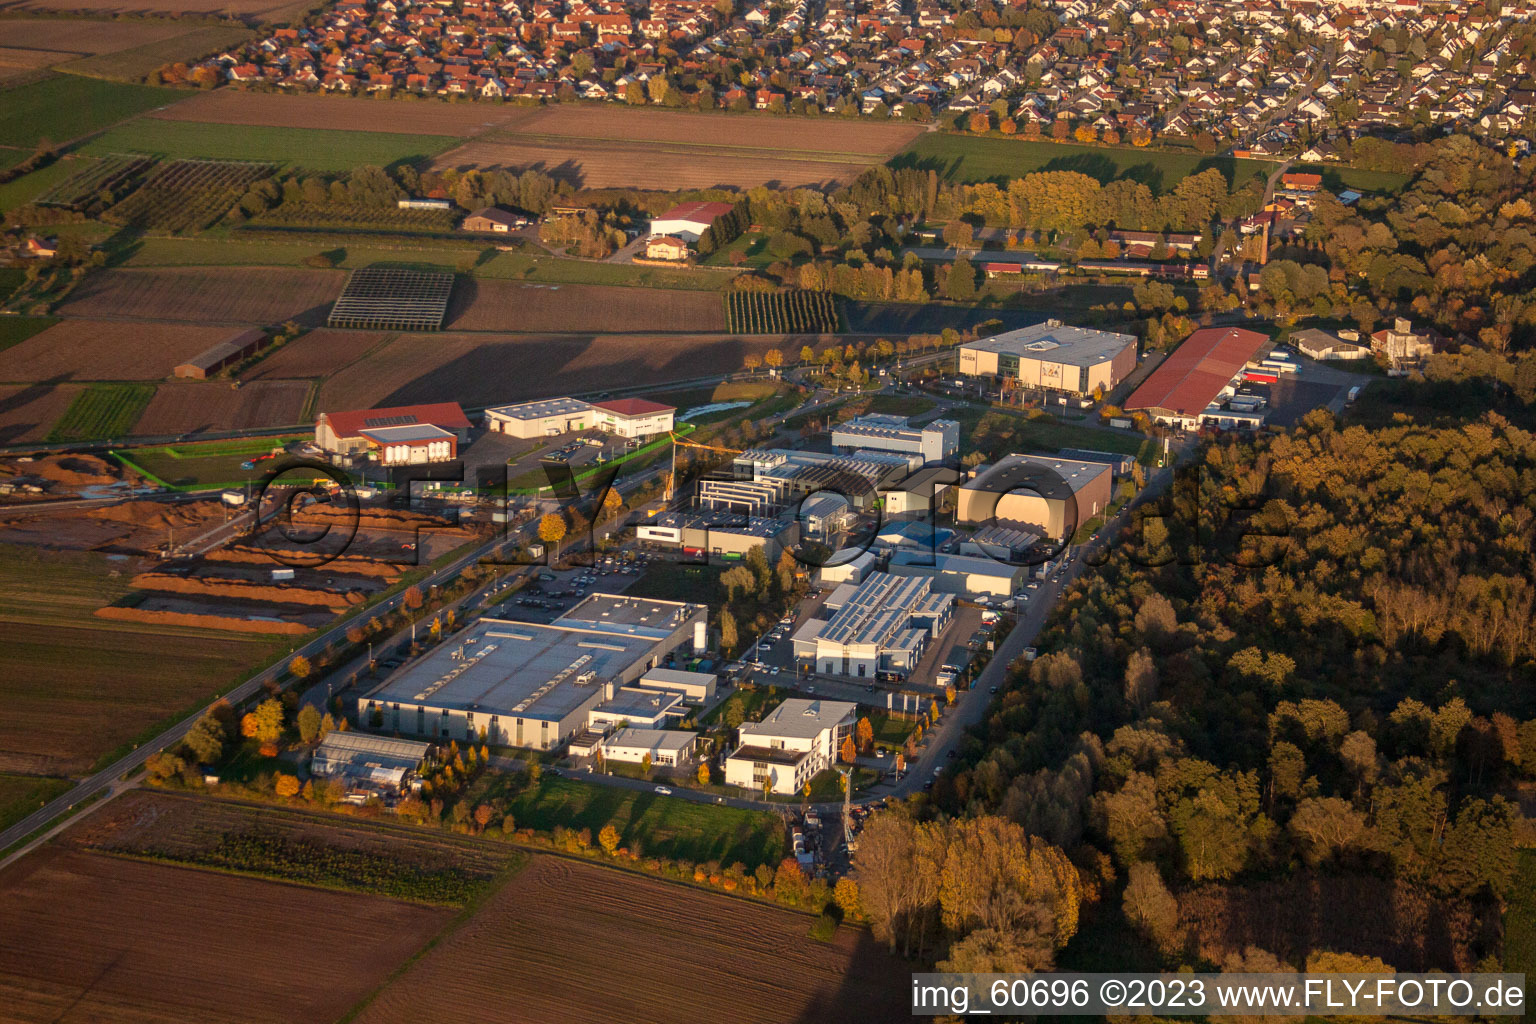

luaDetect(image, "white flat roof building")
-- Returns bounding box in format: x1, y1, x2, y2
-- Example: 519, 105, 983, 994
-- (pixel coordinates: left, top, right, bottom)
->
356, 594, 707, 751
484, 397, 593, 438
726, 697, 856, 794
959, 320, 1138, 395
831, 414, 960, 464
600, 727, 697, 766
793, 571, 953, 678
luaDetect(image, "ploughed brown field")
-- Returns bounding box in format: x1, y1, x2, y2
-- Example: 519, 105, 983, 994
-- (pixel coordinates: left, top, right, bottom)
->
0, 320, 237, 382
0, 384, 82, 445
0, 46, 69, 82
0, 0, 292, 14
241, 327, 386, 380
133, 379, 310, 434
57, 267, 344, 326
446, 280, 726, 334
150, 87, 544, 135
0, 18, 203, 53
352, 855, 910, 1024
317, 330, 789, 409
0, 847, 452, 1024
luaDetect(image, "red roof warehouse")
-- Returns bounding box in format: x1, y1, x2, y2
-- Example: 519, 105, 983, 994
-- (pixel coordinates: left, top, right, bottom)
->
1125, 327, 1271, 427
316, 401, 471, 460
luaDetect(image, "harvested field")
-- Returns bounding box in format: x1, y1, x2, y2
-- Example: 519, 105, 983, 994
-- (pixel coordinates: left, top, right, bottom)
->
0, 318, 237, 382
447, 280, 726, 333
132, 379, 310, 436
509, 104, 921, 155
0, 382, 82, 444
0, 17, 197, 53
98, 598, 325, 631
56, 266, 343, 325
129, 570, 358, 609
0, 0, 294, 13
59, 25, 254, 81
242, 327, 386, 380
354, 855, 910, 1024
0, 544, 281, 775
0, 847, 452, 1024
319, 331, 785, 410
151, 87, 543, 136
0, 45, 68, 82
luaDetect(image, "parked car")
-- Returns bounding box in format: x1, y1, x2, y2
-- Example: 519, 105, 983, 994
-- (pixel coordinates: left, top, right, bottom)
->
654, 785, 672, 796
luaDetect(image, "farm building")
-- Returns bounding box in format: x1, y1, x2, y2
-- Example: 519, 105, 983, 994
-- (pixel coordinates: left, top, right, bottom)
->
635, 509, 798, 561
1291, 328, 1370, 361
310, 732, 432, 795
725, 698, 857, 795
316, 402, 470, 463
956, 455, 1112, 539
831, 413, 959, 464
790, 572, 953, 678
959, 321, 1138, 397
173, 328, 268, 379
328, 267, 454, 331
589, 397, 675, 438
484, 397, 593, 438
645, 236, 689, 261
356, 594, 708, 751
649, 201, 735, 242
462, 206, 528, 232
1124, 327, 1272, 429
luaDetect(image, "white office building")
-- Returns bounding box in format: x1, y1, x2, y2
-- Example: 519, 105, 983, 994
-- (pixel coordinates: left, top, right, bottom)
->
725, 698, 857, 795
831, 414, 960, 464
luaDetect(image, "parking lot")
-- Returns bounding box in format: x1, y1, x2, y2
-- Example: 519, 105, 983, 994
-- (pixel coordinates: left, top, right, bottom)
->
487, 550, 652, 622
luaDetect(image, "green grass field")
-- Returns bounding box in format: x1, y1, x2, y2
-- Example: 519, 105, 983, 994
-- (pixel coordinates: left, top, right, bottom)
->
114, 434, 304, 489
892, 133, 1277, 193
501, 776, 785, 871
59, 26, 255, 82
0, 157, 85, 213
0, 773, 73, 833
1316, 165, 1412, 195
0, 75, 179, 149
47, 383, 156, 442
82, 118, 460, 171
952, 402, 1147, 458
0, 315, 59, 352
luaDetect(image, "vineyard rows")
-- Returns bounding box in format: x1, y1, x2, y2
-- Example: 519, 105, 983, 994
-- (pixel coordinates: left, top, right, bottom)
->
724, 289, 838, 334
36, 154, 158, 213
253, 203, 460, 232
46, 383, 156, 443
104, 158, 276, 234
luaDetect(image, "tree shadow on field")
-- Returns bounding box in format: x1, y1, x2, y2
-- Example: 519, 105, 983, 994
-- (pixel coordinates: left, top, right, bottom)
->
792, 928, 912, 1024
0, 375, 71, 445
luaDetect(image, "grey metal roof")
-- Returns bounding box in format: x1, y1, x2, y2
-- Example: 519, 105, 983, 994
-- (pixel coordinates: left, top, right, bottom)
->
739, 697, 857, 741
485, 397, 592, 421
963, 322, 1137, 368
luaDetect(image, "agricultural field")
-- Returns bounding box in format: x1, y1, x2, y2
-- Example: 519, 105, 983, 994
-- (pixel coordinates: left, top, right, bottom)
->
317, 330, 785, 410
113, 434, 307, 488
500, 775, 784, 869
45, 382, 156, 441
0, 18, 198, 54
57, 266, 344, 324
250, 200, 459, 232
0, 847, 454, 1024
0, 383, 82, 445
128, 380, 310, 437
0, 315, 56, 354
447, 280, 727, 334
59, 24, 255, 81
0, 45, 66, 84
724, 289, 839, 333
150, 86, 546, 135
352, 855, 910, 1024
0, 74, 178, 150
0, 543, 284, 775
0, 772, 70, 832
82, 117, 460, 171
103, 157, 275, 233
241, 327, 386, 380
0, 156, 80, 212
2, 0, 298, 14
892, 132, 1278, 192
33, 152, 156, 212
0, 319, 233, 380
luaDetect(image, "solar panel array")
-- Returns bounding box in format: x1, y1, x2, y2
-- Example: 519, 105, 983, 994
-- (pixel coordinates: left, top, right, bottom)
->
328, 267, 454, 331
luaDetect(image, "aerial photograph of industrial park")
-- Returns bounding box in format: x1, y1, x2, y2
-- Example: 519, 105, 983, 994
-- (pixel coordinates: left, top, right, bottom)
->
0, 0, 1533, 1018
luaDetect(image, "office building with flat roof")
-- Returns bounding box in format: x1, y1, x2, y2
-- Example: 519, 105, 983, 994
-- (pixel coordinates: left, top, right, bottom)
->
483, 397, 593, 438
959, 320, 1138, 396
356, 593, 707, 751
831, 414, 960, 464
791, 572, 953, 679
725, 698, 857, 794
957, 455, 1113, 539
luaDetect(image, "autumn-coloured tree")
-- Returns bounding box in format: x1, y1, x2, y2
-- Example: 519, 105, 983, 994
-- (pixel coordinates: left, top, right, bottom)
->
840, 734, 857, 763
641, 752, 653, 774
274, 773, 300, 798
297, 704, 323, 744
998, 117, 1017, 135
402, 584, 424, 610
537, 512, 567, 548
697, 762, 711, 785
744, 353, 763, 372
289, 654, 312, 679
763, 348, 783, 369
250, 698, 284, 744
601, 487, 623, 522
834, 877, 862, 918
346, 625, 365, 645
474, 803, 495, 832
968, 111, 991, 133
599, 823, 621, 855
856, 716, 874, 753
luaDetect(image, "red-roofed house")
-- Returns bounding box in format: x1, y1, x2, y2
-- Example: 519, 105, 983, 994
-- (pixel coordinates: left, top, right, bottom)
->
316, 402, 470, 461
589, 397, 675, 438
649, 201, 735, 242
1124, 328, 1271, 429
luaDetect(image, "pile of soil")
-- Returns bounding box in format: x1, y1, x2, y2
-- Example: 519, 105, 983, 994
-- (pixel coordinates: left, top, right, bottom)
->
0, 454, 119, 488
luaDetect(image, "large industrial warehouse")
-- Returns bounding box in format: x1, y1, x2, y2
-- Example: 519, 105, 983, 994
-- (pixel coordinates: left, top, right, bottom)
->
356, 594, 708, 750
956, 454, 1112, 538
1124, 326, 1272, 429
958, 320, 1138, 396
790, 572, 953, 679
482, 396, 676, 440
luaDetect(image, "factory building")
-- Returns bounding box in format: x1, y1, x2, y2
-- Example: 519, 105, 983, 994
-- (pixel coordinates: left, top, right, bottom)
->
355, 594, 708, 751
634, 509, 798, 561
888, 550, 1028, 598
1124, 327, 1271, 429
831, 414, 959, 464
959, 320, 1138, 396
957, 455, 1113, 539
483, 397, 593, 438
790, 572, 953, 678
